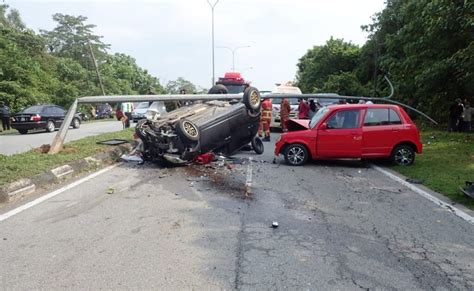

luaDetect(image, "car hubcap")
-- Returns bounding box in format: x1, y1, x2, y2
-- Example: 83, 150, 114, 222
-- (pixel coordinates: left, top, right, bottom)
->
250, 90, 259, 106
395, 148, 413, 165
48, 122, 54, 131
288, 147, 304, 164
183, 121, 198, 137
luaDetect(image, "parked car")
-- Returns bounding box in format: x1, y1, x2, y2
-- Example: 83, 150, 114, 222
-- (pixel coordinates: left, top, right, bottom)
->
95, 103, 113, 119
274, 104, 422, 166
11, 104, 81, 134
131, 102, 151, 122
135, 87, 263, 164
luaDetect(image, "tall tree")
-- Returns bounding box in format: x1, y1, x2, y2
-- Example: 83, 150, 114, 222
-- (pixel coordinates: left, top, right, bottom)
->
40, 14, 110, 69
166, 77, 198, 94
296, 37, 362, 94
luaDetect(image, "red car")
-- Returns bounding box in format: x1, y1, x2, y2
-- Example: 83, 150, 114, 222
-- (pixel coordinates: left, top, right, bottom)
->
274, 104, 422, 166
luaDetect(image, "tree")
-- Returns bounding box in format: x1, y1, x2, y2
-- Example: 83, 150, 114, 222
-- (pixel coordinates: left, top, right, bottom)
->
296, 37, 361, 93
40, 14, 110, 69
165, 77, 198, 94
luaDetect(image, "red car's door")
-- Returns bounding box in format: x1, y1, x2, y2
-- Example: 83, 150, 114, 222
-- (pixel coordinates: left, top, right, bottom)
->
362, 108, 404, 157
316, 109, 363, 158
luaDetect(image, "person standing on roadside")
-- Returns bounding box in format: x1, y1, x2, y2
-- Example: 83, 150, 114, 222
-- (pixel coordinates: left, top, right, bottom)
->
308, 100, 317, 119
462, 101, 472, 132
297, 98, 309, 119
280, 97, 291, 132
0, 101, 11, 131
115, 104, 129, 129
448, 99, 464, 132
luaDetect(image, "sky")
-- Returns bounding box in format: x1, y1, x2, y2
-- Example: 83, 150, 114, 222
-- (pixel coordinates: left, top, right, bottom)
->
7, 0, 386, 91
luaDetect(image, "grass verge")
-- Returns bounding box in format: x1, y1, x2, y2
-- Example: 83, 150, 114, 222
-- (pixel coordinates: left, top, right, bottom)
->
392, 129, 474, 209
0, 128, 134, 187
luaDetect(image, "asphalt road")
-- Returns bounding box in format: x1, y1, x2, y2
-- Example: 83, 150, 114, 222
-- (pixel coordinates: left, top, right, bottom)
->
1, 134, 473, 289
0, 121, 127, 155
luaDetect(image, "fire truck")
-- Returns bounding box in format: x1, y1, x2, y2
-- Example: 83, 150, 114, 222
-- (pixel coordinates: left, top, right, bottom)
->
209, 72, 250, 94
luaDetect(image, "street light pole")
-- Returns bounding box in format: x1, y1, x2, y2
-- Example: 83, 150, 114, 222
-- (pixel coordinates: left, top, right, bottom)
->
217, 45, 251, 71
207, 0, 220, 86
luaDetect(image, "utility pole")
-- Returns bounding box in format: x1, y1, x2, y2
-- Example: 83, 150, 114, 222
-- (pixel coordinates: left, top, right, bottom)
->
207, 0, 220, 87
87, 39, 106, 96
217, 45, 251, 72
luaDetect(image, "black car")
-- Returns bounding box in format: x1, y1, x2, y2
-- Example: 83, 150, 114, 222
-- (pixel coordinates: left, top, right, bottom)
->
11, 104, 81, 134
135, 87, 263, 164
95, 103, 113, 119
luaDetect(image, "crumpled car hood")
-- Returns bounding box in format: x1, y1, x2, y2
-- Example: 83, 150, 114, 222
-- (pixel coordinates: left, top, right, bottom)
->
286, 119, 310, 131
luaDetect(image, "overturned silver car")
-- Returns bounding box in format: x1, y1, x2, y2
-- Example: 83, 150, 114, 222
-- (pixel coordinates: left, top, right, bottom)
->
135, 87, 263, 164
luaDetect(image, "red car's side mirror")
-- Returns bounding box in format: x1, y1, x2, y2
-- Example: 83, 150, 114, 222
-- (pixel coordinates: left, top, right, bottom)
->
319, 123, 328, 130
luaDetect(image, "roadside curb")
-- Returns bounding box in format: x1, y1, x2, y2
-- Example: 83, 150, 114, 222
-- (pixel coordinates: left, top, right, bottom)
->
373, 165, 474, 225
0, 143, 132, 204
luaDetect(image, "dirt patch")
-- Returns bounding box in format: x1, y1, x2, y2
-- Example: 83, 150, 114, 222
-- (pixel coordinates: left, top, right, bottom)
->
33, 144, 79, 154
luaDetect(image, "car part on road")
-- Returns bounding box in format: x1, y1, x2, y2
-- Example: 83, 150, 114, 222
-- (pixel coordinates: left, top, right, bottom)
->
251, 136, 264, 154
460, 181, 474, 199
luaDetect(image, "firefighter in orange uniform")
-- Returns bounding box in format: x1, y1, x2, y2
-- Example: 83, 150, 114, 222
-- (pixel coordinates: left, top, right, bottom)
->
258, 97, 273, 141
280, 97, 291, 132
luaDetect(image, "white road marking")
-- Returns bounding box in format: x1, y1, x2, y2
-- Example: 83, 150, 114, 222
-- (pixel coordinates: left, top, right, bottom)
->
373, 165, 474, 225
0, 164, 118, 222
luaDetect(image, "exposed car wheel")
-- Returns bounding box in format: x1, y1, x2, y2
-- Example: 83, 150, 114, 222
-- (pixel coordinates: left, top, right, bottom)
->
177, 119, 200, 141
208, 84, 228, 94
18, 129, 28, 135
391, 144, 415, 166
251, 136, 264, 155
46, 120, 55, 132
243, 87, 261, 111
284, 144, 308, 166
72, 118, 80, 129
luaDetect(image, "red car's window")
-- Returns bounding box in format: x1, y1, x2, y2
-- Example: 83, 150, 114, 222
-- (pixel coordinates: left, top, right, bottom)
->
364, 108, 402, 126
326, 109, 360, 129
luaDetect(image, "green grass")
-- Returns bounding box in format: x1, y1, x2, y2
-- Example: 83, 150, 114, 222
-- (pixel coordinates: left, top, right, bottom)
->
0, 128, 134, 187
0, 129, 15, 135
392, 129, 474, 209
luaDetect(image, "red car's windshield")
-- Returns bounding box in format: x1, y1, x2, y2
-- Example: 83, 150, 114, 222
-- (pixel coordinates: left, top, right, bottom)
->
309, 107, 329, 128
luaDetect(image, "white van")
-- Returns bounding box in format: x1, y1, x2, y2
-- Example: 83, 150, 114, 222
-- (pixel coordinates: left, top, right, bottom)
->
269, 83, 302, 129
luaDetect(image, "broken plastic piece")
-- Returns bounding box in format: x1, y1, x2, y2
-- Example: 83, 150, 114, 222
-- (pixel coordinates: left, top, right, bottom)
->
121, 154, 144, 163
272, 221, 279, 228
194, 152, 216, 165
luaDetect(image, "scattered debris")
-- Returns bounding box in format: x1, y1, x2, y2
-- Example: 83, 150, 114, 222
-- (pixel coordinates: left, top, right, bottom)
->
406, 178, 424, 184
106, 187, 115, 194
272, 221, 279, 228
96, 139, 129, 146
459, 181, 474, 199
194, 153, 216, 165
121, 154, 144, 163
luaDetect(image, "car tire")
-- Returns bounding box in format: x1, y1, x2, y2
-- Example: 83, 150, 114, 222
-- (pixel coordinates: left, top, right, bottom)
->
251, 136, 264, 155
284, 144, 308, 166
18, 129, 28, 135
72, 118, 80, 129
177, 119, 200, 141
391, 144, 415, 166
243, 87, 261, 111
46, 120, 55, 132
208, 84, 228, 94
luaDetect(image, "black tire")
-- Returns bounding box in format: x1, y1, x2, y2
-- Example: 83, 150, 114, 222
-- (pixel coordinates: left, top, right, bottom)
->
177, 119, 200, 141
243, 86, 261, 111
251, 136, 264, 154
18, 129, 28, 135
208, 84, 228, 94
284, 144, 308, 166
391, 144, 415, 166
72, 118, 80, 129
46, 120, 55, 132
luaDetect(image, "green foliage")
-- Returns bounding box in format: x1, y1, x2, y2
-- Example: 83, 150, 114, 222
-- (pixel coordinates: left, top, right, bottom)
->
320, 72, 370, 96
0, 6, 165, 113
166, 77, 198, 94
393, 129, 474, 209
296, 37, 362, 93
